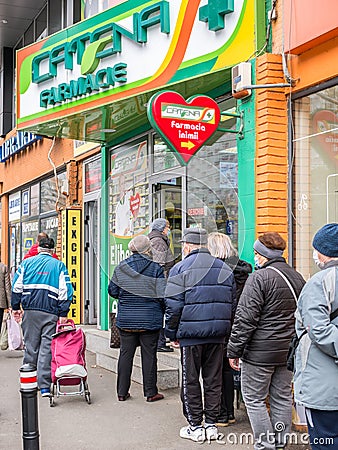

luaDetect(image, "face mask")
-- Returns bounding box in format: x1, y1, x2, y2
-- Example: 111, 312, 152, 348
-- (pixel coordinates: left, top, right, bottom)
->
313, 249, 324, 268
254, 255, 261, 269
166, 229, 171, 237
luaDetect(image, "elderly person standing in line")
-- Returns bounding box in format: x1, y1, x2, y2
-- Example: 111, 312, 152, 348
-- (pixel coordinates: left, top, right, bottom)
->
108, 235, 166, 403
165, 228, 237, 443
294, 224, 338, 450
227, 232, 305, 450
149, 218, 175, 352
0, 260, 11, 333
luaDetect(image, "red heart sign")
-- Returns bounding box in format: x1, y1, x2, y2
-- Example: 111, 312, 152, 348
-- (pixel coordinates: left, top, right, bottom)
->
130, 193, 141, 218
148, 91, 220, 165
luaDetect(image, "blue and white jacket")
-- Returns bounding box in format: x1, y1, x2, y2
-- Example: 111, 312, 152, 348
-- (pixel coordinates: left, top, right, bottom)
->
11, 252, 73, 317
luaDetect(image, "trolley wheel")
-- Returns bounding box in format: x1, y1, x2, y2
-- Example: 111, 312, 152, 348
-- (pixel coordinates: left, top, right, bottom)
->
85, 392, 91, 404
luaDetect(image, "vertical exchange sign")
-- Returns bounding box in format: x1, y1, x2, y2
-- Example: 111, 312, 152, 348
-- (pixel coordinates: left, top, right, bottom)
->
62, 209, 82, 324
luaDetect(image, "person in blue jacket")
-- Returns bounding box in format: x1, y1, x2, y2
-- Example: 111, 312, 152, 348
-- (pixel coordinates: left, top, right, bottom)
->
108, 235, 166, 403
11, 237, 73, 397
164, 228, 237, 443
294, 223, 338, 450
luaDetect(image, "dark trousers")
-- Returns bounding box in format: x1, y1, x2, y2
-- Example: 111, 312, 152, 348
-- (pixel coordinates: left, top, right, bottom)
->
306, 408, 338, 450
117, 329, 160, 398
157, 328, 166, 348
180, 343, 223, 427
218, 355, 234, 420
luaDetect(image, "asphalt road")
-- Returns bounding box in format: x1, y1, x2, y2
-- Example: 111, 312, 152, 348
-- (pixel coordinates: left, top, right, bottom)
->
0, 349, 309, 450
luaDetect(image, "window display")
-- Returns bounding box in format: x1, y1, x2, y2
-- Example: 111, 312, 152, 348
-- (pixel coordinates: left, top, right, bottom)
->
293, 85, 338, 278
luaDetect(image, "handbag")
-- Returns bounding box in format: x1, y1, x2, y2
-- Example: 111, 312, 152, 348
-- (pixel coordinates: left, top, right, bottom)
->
0, 313, 9, 350
109, 312, 120, 348
7, 312, 24, 351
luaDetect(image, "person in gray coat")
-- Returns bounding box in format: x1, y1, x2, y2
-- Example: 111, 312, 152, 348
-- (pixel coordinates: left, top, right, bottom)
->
227, 232, 305, 450
294, 223, 338, 449
0, 261, 11, 332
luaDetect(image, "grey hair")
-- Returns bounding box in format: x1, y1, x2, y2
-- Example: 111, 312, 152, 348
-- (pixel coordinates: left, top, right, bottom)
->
208, 232, 237, 259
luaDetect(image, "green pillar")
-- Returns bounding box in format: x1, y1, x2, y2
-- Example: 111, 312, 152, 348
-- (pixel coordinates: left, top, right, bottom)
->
100, 144, 109, 330
237, 59, 256, 266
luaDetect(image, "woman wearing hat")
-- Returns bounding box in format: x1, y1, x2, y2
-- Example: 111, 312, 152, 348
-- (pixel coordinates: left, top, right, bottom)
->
227, 232, 305, 450
294, 223, 338, 449
108, 235, 166, 403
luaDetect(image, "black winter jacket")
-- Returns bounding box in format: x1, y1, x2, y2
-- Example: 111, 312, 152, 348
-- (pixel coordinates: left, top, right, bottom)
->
108, 253, 166, 331
227, 257, 305, 366
164, 248, 237, 346
224, 256, 252, 301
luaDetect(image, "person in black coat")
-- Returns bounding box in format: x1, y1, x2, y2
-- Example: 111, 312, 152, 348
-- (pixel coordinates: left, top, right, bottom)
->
108, 235, 166, 403
208, 232, 252, 427
227, 232, 305, 450
165, 228, 237, 443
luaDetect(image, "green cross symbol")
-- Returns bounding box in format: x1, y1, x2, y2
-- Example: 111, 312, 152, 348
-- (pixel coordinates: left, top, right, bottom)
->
199, 0, 234, 31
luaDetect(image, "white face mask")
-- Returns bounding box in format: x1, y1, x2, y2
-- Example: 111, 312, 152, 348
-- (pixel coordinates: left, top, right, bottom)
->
313, 249, 324, 268
254, 255, 261, 269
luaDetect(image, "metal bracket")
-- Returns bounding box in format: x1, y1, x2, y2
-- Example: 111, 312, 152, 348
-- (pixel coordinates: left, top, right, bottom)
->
218, 110, 244, 140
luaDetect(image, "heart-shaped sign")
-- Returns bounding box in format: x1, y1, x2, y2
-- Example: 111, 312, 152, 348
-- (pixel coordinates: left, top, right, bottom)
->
130, 193, 141, 218
147, 91, 220, 165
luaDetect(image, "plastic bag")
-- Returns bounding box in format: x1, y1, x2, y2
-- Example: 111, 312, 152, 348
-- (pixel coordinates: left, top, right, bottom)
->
0, 314, 8, 350
7, 312, 24, 351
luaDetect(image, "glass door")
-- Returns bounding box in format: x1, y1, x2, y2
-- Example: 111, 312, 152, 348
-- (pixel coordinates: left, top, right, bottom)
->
150, 171, 186, 262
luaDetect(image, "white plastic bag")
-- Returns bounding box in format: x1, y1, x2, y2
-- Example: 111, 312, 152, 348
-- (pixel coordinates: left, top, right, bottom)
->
7, 312, 24, 351
0, 313, 9, 350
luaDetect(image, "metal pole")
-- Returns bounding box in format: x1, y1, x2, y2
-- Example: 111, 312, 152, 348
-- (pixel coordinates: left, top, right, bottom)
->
19, 364, 40, 450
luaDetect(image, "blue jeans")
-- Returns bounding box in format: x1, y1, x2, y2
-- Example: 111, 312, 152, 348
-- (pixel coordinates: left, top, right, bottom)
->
241, 362, 293, 450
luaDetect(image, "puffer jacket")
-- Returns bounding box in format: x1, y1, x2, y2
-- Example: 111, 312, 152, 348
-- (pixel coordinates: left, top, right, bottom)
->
164, 248, 237, 346
0, 262, 11, 309
224, 256, 252, 301
108, 253, 166, 331
11, 252, 73, 317
294, 261, 338, 410
227, 257, 305, 366
148, 230, 175, 275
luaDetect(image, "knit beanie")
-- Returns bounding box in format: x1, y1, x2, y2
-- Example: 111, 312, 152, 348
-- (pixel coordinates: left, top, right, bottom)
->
150, 218, 167, 232
312, 223, 338, 257
128, 235, 151, 254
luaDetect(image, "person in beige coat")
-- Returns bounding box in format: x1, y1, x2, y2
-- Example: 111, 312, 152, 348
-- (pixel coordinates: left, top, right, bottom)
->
0, 261, 11, 332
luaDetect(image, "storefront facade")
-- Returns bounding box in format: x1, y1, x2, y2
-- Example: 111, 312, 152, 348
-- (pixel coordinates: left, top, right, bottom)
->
284, 0, 338, 278
13, 0, 268, 330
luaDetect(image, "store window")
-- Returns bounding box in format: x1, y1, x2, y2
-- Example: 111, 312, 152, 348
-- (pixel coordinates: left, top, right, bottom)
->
84, 158, 101, 193
40, 173, 67, 213
31, 183, 40, 216
22, 220, 39, 255
186, 99, 239, 246
153, 135, 180, 173
293, 84, 338, 278
40, 215, 59, 244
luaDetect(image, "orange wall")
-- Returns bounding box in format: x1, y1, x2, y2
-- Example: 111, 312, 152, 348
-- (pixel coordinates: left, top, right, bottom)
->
284, 0, 338, 54
290, 36, 338, 93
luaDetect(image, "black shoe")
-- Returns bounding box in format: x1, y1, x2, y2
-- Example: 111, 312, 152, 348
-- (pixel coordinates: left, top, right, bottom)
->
228, 414, 236, 424
215, 417, 229, 427
157, 346, 174, 352
118, 393, 130, 401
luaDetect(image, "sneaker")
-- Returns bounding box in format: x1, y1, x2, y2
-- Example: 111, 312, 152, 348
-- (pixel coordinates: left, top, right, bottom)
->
146, 393, 164, 402
40, 388, 50, 398
118, 393, 130, 401
180, 425, 205, 442
205, 423, 218, 441
157, 346, 174, 352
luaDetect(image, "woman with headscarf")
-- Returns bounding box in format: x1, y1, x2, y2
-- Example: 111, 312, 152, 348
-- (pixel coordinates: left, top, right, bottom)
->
227, 232, 305, 450
108, 235, 166, 403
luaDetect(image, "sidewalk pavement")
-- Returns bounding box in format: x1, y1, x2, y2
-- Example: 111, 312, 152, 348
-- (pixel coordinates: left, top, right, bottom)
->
0, 349, 309, 450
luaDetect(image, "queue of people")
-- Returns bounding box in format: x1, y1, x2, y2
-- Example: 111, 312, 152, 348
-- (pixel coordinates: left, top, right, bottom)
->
108, 223, 338, 449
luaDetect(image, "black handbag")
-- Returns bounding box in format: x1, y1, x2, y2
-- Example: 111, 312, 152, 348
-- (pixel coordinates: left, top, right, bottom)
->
286, 330, 307, 372
110, 312, 120, 348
